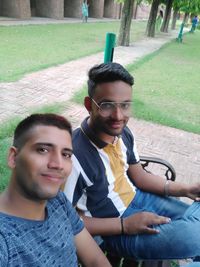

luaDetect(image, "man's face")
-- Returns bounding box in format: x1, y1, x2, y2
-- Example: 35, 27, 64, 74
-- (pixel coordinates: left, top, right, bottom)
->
88, 80, 132, 137
8, 125, 73, 201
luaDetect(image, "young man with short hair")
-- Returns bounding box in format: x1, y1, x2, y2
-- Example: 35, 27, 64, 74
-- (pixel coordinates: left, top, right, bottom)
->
0, 113, 111, 267
64, 63, 200, 261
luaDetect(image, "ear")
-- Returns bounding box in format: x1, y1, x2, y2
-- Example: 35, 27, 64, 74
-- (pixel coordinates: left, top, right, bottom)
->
7, 146, 18, 169
84, 96, 92, 113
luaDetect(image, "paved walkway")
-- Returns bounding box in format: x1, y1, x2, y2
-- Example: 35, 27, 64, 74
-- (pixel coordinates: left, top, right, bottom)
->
0, 19, 199, 201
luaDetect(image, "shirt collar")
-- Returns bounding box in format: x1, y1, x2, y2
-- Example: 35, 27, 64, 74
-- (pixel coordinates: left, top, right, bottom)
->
81, 117, 109, 149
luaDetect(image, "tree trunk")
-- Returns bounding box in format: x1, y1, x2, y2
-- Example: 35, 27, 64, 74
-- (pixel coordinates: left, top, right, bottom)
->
171, 8, 178, 30
160, 0, 173, 32
133, 2, 138, 19
145, 0, 160, 37
183, 12, 189, 25
118, 0, 135, 46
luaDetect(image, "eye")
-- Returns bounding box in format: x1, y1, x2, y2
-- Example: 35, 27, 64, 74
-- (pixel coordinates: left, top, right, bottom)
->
37, 147, 48, 154
120, 102, 131, 110
100, 102, 114, 110
62, 152, 72, 159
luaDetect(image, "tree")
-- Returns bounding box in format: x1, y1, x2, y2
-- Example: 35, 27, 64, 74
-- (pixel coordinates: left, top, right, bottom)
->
171, 0, 181, 29
180, 0, 200, 25
145, 0, 161, 37
160, 0, 174, 32
118, 0, 135, 46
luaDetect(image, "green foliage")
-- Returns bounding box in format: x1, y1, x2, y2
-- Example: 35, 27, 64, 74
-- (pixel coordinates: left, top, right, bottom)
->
0, 21, 147, 82
180, 0, 200, 14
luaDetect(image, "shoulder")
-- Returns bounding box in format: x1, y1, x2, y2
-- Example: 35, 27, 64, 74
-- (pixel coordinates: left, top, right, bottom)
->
48, 191, 73, 213
121, 126, 135, 143
72, 127, 91, 150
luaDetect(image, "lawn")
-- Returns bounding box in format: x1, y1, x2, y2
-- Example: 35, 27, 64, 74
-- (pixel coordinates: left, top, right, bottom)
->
73, 30, 200, 135
0, 138, 11, 192
0, 20, 147, 82
130, 31, 200, 134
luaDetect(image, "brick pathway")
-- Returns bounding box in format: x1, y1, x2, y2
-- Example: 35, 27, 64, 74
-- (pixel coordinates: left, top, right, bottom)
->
0, 19, 199, 198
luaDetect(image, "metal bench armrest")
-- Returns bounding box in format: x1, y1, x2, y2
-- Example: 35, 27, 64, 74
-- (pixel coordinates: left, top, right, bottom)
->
140, 156, 176, 181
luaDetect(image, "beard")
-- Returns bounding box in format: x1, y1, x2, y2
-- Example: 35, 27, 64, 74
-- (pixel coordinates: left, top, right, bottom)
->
91, 116, 128, 137
15, 171, 58, 202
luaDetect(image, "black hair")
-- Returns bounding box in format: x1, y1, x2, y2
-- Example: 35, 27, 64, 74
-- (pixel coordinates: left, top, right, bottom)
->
87, 62, 134, 97
13, 113, 72, 149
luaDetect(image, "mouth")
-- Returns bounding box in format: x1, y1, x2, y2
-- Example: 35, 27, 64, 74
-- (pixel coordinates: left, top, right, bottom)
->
41, 173, 63, 183
109, 121, 123, 129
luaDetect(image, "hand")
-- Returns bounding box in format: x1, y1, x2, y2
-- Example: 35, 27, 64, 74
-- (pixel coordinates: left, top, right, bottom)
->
184, 183, 200, 201
123, 212, 171, 235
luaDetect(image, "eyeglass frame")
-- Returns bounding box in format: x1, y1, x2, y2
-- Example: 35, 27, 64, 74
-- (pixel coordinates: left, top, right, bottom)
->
90, 98, 133, 117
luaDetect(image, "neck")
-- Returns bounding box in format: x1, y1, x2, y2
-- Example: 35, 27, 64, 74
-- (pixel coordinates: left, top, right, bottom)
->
0, 187, 46, 221
98, 132, 117, 144
87, 118, 116, 144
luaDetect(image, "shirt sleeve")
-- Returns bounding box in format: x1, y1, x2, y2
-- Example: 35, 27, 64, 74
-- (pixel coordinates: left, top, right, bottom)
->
60, 192, 84, 236
0, 234, 8, 264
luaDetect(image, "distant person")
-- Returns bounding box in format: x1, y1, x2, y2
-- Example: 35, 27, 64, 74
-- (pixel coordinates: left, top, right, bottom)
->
82, 0, 89, 23
156, 10, 163, 32
190, 15, 199, 33
0, 113, 111, 267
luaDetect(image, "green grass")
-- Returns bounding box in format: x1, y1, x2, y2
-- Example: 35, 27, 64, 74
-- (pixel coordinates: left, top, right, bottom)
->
0, 21, 147, 82
129, 31, 200, 134
73, 31, 200, 134
0, 138, 12, 192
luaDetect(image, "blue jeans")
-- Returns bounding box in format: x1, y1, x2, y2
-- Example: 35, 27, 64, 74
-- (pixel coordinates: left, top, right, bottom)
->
104, 189, 200, 260
182, 264, 200, 267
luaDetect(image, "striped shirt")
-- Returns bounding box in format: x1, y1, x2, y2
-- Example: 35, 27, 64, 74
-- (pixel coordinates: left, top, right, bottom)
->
65, 118, 140, 218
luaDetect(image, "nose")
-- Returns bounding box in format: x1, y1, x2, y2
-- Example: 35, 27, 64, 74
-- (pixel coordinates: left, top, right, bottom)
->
111, 105, 124, 120
47, 152, 63, 170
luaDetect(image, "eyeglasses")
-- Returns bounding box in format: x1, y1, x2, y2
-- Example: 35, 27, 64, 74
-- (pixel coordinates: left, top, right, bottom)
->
91, 98, 132, 117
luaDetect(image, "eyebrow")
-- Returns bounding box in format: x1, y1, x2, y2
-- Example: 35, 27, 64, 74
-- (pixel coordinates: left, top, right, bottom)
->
35, 143, 73, 153
100, 100, 132, 103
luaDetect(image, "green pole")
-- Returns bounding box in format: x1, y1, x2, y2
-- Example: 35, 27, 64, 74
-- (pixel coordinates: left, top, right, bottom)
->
104, 33, 116, 63
176, 23, 184, 43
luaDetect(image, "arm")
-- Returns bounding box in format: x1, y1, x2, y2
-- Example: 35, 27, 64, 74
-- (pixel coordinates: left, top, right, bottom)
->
79, 211, 170, 236
75, 228, 111, 267
128, 162, 200, 201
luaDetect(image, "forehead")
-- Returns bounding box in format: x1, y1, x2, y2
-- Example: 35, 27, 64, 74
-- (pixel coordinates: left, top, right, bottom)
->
94, 81, 132, 101
24, 125, 72, 149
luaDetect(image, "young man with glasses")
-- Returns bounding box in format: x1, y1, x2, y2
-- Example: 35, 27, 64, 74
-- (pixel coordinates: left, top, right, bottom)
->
64, 63, 200, 261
